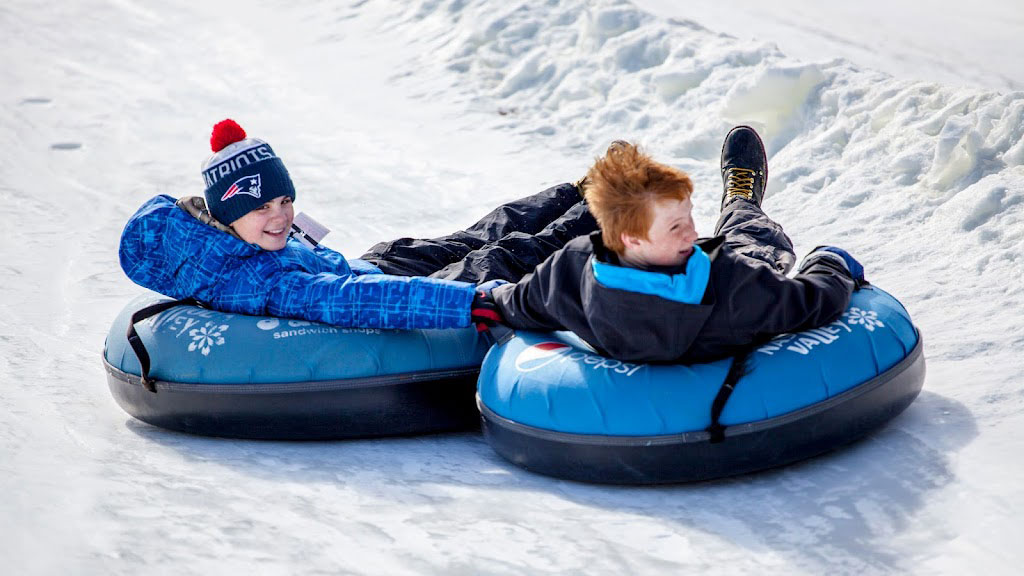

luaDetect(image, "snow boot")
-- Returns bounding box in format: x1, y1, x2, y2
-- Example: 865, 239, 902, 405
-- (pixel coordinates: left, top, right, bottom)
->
720, 126, 768, 209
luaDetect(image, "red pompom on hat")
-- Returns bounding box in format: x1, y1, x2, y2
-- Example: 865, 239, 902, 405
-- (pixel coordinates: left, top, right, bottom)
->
210, 119, 247, 152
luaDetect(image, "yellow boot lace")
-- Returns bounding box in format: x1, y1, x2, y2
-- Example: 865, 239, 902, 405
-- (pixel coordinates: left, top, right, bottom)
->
724, 167, 758, 201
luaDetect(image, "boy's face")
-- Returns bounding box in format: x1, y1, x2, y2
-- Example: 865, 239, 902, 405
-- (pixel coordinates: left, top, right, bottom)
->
621, 196, 698, 268
231, 195, 294, 251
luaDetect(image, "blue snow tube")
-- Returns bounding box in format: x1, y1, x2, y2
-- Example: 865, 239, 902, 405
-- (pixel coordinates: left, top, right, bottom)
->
477, 285, 925, 484
103, 293, 489, 439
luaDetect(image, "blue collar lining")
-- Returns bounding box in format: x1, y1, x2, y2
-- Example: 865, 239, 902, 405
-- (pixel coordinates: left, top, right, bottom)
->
591, 245, 710, 304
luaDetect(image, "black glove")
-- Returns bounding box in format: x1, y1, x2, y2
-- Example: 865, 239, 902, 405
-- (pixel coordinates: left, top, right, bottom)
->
471, 289, 504, 333
799, 246, 867, 287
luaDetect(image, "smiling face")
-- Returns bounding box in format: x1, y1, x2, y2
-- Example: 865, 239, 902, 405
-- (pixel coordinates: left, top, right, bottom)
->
619, 197, 698, 268
230, 195, 294, 251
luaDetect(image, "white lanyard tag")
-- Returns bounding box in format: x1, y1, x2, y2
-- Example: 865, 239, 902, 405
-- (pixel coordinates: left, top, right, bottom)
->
290, 212, 331, 248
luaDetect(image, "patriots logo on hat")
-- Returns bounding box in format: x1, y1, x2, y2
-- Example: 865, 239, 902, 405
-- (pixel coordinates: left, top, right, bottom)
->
221, 174, 262, 201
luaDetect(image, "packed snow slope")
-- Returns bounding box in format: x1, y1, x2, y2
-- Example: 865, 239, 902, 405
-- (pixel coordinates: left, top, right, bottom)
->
633, 0, 1024, 93
2, 0, 1022, 574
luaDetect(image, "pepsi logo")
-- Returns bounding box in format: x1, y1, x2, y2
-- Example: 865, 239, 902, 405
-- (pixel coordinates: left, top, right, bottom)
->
512, 341, 645, 376
514, 341, 572, 372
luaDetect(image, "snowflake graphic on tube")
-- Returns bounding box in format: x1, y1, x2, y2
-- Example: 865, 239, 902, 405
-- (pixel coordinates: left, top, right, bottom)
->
843, 307, 885, 332
187, 322, 229, 355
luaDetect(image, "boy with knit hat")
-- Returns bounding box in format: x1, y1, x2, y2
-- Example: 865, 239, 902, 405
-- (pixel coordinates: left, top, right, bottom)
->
199, 119, 297, 251
119, 120, 596, 331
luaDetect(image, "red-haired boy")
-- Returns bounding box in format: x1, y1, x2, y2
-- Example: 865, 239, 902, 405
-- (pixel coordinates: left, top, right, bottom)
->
479, 126, 864, 363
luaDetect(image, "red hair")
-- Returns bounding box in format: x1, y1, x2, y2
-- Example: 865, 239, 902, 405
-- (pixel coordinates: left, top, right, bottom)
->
583, 141, 693, 254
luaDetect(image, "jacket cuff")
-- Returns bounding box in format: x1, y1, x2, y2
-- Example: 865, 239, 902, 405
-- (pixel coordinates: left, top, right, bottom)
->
799, 250, 849, 275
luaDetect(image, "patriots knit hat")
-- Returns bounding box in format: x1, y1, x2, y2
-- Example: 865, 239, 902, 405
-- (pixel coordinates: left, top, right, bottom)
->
201, 119, 296, 225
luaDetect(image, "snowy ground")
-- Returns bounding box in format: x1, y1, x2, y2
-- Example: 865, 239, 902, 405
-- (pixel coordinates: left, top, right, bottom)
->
633, 0, 1024, 93
2, 0, 1023, 573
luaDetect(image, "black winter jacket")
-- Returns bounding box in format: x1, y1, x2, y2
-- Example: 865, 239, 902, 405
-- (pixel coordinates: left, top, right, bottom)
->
491, 232, 855, 364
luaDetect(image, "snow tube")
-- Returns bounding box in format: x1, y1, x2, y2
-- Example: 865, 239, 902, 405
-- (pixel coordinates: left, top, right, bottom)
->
477, 285, 925, 484
103, 293, 489, 439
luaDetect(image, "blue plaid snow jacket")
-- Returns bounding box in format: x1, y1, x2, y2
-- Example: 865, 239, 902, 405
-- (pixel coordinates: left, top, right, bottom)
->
119, 195, 475, 330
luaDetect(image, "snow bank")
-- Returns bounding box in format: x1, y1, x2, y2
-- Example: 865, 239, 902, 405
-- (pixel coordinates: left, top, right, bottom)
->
634, 0, 1024, 93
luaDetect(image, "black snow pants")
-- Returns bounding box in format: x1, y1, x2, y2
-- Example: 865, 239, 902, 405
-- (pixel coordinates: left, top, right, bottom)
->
361, 183, 598, 284
714, 198, 796, 274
